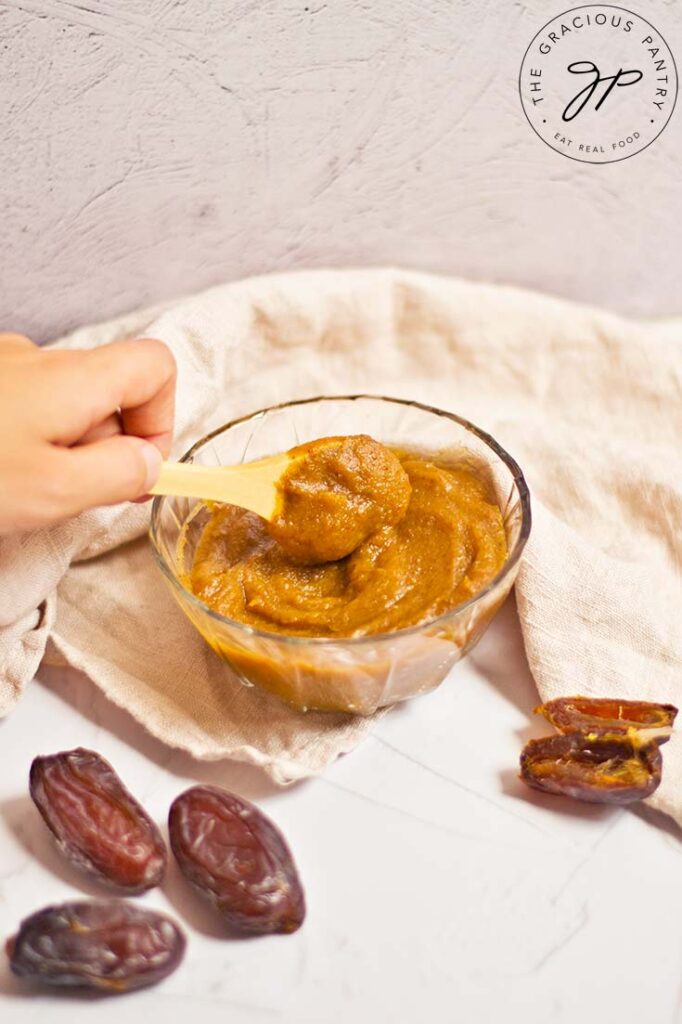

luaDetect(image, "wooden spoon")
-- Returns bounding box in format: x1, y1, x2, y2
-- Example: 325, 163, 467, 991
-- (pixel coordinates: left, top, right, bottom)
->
149, 452, 293, 520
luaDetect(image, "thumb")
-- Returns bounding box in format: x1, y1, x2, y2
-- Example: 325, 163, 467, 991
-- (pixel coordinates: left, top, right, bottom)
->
54, 435, 162, 515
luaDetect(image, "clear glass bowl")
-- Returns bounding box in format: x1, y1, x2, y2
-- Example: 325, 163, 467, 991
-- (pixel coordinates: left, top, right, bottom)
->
150, 396, 531, 715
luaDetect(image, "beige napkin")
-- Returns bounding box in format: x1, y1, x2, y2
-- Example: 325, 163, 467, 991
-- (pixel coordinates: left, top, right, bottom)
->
1, 270, 681, 817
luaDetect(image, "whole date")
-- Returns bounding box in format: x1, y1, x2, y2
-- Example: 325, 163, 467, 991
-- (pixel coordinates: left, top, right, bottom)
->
7, 900, 185, 993
169, 785, 305, 935
30, 748, 167, 894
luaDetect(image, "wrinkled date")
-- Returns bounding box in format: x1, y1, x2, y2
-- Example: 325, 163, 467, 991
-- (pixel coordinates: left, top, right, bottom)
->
30, 748, 167, 894
169, 786, 305, 935
7, 900, 185, 993
537, 696, 677, 739
520, 732, 663, 804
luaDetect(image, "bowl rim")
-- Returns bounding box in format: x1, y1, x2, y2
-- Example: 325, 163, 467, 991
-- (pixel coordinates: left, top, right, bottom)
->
149, 394, 532, 647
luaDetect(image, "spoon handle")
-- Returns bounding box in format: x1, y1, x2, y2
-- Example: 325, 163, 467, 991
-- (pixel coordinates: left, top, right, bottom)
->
149, 453, 290, 520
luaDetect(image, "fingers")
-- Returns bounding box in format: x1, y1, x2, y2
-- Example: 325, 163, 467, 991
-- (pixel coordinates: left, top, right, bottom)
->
0, 432, 163, 533
45, 435, 163, 519
41, 338, 177, 453
89, 338, 177, 456
76, 411, 122, 446
0, 334, 175, 532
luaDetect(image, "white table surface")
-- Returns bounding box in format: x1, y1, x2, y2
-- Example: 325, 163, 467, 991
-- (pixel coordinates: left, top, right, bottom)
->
1, 597, 680, 1024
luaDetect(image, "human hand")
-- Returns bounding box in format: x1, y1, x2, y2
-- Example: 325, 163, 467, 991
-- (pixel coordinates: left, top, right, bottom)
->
0, 333, 176, 534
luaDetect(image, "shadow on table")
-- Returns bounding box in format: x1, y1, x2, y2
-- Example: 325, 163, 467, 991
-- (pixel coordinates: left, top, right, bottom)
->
0, 794, 112, 898
468, 593, 549, 749
632, 803, 682, 844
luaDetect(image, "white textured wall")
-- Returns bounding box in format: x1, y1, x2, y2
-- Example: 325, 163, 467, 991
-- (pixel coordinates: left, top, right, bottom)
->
1, 0, 680, 340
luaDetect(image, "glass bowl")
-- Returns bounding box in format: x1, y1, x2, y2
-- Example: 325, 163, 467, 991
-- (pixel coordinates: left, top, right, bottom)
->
150, 396, 531, 715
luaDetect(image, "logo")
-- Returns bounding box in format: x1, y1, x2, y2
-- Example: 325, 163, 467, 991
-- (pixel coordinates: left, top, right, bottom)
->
519, 5, 678, 163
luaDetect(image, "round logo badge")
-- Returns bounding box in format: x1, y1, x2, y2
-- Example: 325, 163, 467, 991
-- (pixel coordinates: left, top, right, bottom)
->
519, 5, 678, 163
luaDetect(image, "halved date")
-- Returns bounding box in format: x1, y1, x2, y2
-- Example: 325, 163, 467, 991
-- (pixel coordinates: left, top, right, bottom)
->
30, 748, 167, 894
536, 696, 677, 740
7, 900, 185, 993
520, 732, 663, 805
169, 785, 305, 935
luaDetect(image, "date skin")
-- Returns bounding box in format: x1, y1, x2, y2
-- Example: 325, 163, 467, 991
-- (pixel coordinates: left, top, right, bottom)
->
169, 786, 305, 935
7, 900, 185, 993
520, 732, 663, 805
536, 696, 677, 739
30, 748, 167, 894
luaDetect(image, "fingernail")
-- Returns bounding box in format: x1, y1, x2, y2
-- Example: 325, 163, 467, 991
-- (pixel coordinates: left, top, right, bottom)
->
140, 442, 162, 491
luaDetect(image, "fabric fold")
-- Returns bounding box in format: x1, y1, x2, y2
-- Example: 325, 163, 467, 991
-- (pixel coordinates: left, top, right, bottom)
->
1, 270, 680, 821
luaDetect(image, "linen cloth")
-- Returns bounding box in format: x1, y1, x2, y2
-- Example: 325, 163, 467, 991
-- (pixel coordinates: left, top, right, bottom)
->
1, 270, 680, 819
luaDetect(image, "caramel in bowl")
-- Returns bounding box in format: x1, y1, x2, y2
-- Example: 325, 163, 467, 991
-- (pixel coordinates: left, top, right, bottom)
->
150, 396, 531, 715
